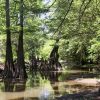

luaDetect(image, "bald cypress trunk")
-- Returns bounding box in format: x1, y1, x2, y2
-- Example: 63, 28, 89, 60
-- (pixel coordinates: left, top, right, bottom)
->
3, 0, 14, 78
17, 0, 27, 79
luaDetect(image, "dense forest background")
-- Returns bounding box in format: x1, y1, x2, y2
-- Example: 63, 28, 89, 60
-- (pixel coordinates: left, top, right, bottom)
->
0, 0, 100, 78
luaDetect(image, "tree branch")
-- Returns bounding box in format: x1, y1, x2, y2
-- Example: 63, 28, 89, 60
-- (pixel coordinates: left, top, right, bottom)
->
53, 0, 74, 35
79, 0, 92, 25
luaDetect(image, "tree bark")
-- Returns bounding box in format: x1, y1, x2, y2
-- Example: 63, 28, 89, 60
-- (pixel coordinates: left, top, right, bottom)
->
3, 0, 14, 78
17, 0, 27, 79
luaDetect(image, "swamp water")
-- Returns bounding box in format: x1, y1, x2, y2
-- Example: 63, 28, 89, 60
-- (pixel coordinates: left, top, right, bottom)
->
0, 70, 100, 100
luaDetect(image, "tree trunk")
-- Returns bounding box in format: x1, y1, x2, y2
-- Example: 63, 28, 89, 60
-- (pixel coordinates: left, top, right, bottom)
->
49, 40, 62, 70
3, 0, 14, 78
17, 0, 27, 79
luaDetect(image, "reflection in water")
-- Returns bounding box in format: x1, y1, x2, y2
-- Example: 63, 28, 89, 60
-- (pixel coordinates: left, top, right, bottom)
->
4, 79, 26, 92
14, 80, 26, 92
39, 83, 54, 100
0, 71, 99, 100
3, 79, 26, 100
0, 71, 61, 100
4, 79, 14, 92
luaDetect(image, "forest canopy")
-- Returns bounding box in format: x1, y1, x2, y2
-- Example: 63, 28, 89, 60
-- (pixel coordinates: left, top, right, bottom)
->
0, 0, 100, 78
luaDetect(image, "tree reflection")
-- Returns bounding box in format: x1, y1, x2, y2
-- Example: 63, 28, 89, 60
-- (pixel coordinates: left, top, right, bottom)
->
37, 71, 61, 100
4, 79, 26, 92
4, 79, 14, 92
2, 71, 61, 100
14, 80, 26, 92
4, 79, 26, 100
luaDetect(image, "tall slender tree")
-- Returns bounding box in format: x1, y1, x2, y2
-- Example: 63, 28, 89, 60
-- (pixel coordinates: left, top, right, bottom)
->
3, 0, 14, 78
17, 0, 27, 78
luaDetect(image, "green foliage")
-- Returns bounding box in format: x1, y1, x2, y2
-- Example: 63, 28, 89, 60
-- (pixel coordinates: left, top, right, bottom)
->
39, 40, 55, 59
0, 35, 6, 62
24, 33, 45, 60
59, 37, 88, 65
26, 72, 50, 88
88, 37, 100, 63
0, 0, 100, 67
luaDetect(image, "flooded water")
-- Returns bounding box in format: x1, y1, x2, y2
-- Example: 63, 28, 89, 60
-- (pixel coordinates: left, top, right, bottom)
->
0, 70, 100, 100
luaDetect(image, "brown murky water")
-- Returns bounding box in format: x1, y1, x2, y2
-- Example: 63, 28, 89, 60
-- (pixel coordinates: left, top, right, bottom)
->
0, 70, 100, 100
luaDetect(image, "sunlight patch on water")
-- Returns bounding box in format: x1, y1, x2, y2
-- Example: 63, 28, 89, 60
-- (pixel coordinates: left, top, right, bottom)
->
0, 81, 54, 100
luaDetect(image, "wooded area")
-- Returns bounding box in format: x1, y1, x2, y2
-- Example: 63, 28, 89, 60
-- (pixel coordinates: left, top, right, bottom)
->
0, 0, 99, 77
0, 0, 100, 99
